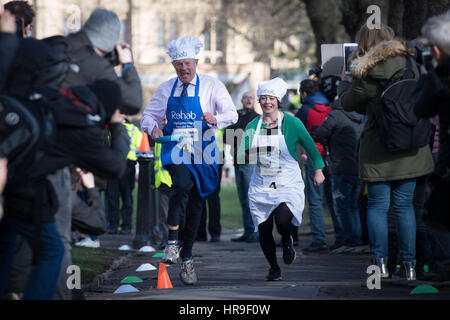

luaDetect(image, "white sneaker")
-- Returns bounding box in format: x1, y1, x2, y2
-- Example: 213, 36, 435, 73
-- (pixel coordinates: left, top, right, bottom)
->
75, 237, 100, 248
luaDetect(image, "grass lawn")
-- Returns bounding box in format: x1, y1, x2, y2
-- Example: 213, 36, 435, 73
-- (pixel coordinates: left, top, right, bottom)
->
72, 247, 128, 285
219, 184, 244, 229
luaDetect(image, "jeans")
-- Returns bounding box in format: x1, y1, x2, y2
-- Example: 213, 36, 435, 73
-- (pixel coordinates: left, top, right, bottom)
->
332, 175, 363, 246
0, 217, 64, 300
234, 164, 255, 236
367, 179, 417, 262
106, 161, 136, 232
305, 158, 343, 246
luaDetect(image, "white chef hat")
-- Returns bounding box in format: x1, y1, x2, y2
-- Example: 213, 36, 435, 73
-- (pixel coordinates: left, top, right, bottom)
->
256, 77, 288, 102
167, 36, 203, 62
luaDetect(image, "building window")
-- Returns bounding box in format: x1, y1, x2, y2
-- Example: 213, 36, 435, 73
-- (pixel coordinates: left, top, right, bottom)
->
204, 20, 211, 51
158, 56, 165, 63
205, 57, 211, 64
216, 20, 224, 52
158, 19, 165, 49
169, 19, 177, 41
119, 21, 129, 43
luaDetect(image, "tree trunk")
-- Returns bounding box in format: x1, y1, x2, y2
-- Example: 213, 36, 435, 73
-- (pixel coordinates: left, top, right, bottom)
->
387, 0, 404, 37
302, 0, 341, 61
339, 0, 390, 40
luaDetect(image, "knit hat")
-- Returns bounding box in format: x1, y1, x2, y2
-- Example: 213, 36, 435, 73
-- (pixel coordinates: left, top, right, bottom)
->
82, 9, 121, 53
88, 80, 121, 123
167, 36, 203, 62
257, 77, 288, 102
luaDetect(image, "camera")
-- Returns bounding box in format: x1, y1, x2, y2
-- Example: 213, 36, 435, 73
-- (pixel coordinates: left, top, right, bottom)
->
343, 43, 358, 75
105, 47, 120, 66
309, 67, 341, 102
105, 45, 128, 67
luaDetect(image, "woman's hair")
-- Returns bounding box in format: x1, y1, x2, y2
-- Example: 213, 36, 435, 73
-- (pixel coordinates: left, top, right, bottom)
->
355, 23, 395, 57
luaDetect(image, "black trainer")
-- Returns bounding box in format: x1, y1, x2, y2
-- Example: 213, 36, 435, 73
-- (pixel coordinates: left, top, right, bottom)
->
282, 236, 296, 264
266, 268, 282, 281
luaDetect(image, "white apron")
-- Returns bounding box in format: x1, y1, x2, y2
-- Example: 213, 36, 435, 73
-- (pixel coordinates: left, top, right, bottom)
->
248, 112, 305, 231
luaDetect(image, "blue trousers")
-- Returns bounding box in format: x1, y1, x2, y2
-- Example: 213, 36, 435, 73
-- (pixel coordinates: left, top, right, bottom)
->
367, 179, 417, 262
305, 159, 343, 246
106, 161, 136, 232
0, 217, 64, 300
332, 175, 363, 246
234, 164, 255, 236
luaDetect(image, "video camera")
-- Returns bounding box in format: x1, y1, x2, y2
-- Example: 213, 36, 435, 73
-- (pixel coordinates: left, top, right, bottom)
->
308, 66, 341, 102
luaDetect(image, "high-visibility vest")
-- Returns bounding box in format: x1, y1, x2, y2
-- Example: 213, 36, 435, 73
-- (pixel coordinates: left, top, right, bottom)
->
215, 128, 224, 152
123, 122, 143, 161
154, 142, 173, 188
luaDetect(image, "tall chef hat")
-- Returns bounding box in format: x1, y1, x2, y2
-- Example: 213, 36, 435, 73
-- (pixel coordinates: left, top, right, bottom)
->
256, 77, 288, 102
167, 36, 203, 62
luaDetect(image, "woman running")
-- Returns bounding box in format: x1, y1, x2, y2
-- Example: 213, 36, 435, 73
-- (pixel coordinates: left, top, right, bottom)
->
238, 77, 325, 280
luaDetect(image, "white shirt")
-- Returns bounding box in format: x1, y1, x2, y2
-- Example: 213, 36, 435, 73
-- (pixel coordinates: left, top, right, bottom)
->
141, 74, 238, 135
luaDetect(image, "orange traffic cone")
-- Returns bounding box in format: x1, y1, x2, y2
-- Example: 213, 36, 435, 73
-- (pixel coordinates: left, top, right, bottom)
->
157, 262, 173, 289
138, 132, 150, 152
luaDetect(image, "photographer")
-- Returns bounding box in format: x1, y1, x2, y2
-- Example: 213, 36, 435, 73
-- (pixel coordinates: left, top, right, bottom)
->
44, 8, 142, 116
414, 10, 450, 281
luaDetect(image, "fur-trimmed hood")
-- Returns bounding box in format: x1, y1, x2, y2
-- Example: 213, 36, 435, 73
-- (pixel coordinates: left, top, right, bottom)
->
350, 40, 415, 78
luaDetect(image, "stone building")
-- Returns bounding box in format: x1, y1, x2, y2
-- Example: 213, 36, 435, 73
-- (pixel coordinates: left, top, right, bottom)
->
27, 0, 312, 114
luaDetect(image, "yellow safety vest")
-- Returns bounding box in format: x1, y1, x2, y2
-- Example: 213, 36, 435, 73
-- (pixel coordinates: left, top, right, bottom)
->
123, 122, 143, 161
154, 142, 173, 188
215, 128, 224, 153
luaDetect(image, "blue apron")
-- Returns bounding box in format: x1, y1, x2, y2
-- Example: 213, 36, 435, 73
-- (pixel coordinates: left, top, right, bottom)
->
161, 75, 219, 198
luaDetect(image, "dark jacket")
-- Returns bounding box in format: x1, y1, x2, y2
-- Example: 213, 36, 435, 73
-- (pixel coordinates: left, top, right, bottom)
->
339, 40, 434, 182
295, 91, 331, 155
44, 31, 143, 115
224, 108, 258, 165
0, 32, 19, 92
71, 186, 105, 235
36, 122, 129, 180
414, 58, 450, 179
314, 99, 364, 176
4, 120, 128, 223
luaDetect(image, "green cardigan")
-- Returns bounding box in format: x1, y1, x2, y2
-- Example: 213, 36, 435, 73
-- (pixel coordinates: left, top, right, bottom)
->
237, 112, 324, 170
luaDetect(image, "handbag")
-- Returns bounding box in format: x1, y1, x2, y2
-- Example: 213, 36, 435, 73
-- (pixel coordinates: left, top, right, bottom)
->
71, 187, 107, 236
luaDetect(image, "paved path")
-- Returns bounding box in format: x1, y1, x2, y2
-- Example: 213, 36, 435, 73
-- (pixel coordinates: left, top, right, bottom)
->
84, 226, 450, 301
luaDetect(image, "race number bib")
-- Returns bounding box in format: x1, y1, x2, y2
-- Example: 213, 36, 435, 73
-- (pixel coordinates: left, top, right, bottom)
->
173, 128, 199, 154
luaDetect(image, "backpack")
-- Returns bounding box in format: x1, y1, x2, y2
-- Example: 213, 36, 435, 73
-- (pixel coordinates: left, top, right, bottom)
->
0, 38, 81, 182
3, 38, 75, 97
378, 57, 433, 152
0, 94, 55, 184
